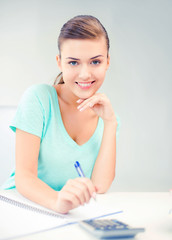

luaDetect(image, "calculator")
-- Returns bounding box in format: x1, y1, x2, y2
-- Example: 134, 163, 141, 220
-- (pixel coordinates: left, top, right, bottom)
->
79, 219, 145, 238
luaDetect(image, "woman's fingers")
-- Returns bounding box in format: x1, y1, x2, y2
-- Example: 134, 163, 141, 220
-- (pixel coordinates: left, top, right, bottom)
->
65, 179, 89, 204
77, 94, 107, 111
56, 190, 80, 214
76, 178, 96, 199
77, 96, 98, 111
76, 98, 84, 103
55, 178, 96, 214
77, 93, 116, 122
66, 178, 95, 203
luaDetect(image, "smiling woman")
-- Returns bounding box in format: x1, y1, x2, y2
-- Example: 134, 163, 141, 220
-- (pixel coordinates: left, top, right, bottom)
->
1, 15, 120, 214
55, 37, 110, 101
54, 15, 110, 85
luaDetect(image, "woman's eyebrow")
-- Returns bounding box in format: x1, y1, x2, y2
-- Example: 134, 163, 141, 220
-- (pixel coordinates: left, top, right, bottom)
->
66, 57, 80, 60
66, 55, 104, 60
90, 55, 104, 59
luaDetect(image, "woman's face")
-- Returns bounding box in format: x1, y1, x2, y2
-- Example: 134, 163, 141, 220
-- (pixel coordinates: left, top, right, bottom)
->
56, 37, 110, 100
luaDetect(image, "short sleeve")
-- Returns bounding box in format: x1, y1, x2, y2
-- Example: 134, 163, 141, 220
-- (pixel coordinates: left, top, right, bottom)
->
10, 85, 44, 139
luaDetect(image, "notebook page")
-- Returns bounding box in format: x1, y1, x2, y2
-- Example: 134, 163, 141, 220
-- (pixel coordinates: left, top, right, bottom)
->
0, 198, 70, 240
0, 190, 122, 240
68, 197, 122, 220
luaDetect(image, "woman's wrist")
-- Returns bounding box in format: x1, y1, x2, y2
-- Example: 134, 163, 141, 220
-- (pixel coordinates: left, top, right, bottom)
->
103, 116, 118, 130
50, 190, 59, 212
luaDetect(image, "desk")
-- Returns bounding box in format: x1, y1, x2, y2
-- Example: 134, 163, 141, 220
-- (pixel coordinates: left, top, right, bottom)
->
5, 192, 172, 240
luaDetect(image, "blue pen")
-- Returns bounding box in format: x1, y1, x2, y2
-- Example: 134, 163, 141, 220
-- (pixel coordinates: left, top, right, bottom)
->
74, 161, 85, 177
74, 161, 96, 201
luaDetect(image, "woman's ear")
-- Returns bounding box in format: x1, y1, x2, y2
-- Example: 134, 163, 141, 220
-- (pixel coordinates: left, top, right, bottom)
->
56, 55, 62, 71
106, 54, 110, 70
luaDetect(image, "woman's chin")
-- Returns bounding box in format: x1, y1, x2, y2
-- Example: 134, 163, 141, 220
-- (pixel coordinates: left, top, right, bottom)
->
76, 92, 95, 100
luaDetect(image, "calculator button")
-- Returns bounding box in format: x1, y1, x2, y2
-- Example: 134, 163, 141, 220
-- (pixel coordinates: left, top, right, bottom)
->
115, 225, 125, 229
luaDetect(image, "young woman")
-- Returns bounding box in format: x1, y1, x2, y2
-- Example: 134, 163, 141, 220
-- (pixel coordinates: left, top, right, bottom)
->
2, 15, 120, 214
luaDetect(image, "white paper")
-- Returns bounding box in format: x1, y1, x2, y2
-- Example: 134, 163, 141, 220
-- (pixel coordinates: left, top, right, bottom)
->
0, 190, 121, 240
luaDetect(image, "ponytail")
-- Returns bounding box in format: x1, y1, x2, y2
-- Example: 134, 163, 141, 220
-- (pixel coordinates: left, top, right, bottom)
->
54, 72, 64, 85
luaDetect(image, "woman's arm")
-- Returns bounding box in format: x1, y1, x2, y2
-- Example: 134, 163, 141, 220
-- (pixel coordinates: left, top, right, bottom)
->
91, 120, 117, 193
15, 129, 96, 214
15, 129, 58, 209
77, 93, 118, 193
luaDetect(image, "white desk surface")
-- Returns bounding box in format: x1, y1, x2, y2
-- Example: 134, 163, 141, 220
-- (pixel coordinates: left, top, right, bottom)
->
6, 192, 172, 240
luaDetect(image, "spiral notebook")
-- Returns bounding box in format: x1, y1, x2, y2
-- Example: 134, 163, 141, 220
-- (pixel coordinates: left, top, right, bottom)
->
0, 190, 122, 240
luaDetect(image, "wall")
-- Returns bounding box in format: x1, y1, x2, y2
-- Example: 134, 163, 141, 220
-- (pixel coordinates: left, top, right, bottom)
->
0, 107, 16, 184
0, 0, 171, 191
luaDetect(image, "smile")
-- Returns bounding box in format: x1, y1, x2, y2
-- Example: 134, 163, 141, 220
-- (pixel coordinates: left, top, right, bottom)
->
75, 81, 95, 89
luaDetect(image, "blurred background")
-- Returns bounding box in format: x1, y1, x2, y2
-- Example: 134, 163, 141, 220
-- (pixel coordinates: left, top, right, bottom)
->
0, 0, 171, 191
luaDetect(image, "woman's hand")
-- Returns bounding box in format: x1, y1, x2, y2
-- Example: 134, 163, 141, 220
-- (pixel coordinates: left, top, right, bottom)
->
54, 178, 96, 214
77, 93, 117, 124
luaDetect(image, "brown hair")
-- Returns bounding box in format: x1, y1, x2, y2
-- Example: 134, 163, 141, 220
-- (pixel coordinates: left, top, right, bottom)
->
54, 15, 110, 85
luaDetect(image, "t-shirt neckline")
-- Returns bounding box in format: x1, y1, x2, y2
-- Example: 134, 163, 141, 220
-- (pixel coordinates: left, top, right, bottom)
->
52, 86, 101, 149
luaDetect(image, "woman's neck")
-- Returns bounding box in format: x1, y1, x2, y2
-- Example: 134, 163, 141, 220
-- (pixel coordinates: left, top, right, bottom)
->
53, 84, 79, 108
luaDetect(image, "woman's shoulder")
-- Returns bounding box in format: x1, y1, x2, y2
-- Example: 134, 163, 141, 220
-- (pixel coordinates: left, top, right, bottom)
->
24, 83, 54, 96
18, 84, 57, 111
21, 84, 56, 102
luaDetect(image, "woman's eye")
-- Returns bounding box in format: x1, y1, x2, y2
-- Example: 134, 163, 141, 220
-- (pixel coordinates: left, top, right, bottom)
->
69, 61, 78, 66
91, 60, 100, 65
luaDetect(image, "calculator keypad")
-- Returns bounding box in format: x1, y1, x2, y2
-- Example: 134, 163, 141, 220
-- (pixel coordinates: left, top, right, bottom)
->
86, 219, 130, 231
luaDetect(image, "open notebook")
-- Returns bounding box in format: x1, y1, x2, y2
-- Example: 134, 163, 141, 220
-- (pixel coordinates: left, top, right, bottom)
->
0, 190, 122, 240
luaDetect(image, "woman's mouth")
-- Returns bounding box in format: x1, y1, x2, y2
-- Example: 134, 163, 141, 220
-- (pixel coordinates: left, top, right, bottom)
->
75, 81, 95, 89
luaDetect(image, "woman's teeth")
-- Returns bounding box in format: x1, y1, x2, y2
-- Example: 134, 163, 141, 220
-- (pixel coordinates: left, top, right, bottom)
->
77, 82, 91, 87
76, 81, 95, 87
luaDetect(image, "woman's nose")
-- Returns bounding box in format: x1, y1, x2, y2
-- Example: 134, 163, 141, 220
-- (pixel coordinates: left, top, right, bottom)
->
78, 65, 91, 80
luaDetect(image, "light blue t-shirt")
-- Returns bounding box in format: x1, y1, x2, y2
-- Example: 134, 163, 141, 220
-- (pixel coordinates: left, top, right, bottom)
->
1, 84, 120, 191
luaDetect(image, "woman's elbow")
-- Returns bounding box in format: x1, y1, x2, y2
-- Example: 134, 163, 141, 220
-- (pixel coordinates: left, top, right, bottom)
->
95, 174, 115, 194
